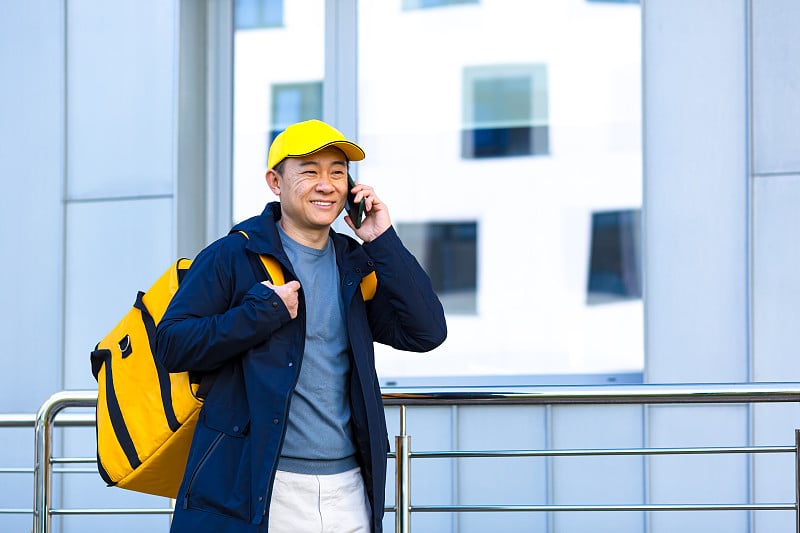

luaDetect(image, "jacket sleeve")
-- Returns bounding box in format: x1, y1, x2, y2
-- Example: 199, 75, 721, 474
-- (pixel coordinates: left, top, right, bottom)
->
155, 238, 292, 373
362, 226, 447, 352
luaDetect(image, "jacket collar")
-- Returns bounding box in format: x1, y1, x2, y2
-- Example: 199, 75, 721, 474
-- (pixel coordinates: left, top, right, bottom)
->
231, 202, 376, 277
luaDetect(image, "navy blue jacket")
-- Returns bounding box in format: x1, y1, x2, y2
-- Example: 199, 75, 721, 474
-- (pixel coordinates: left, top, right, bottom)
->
155, 202, 446, 532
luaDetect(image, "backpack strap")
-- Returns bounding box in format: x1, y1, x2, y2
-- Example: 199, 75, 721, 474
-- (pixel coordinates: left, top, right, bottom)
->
259, 255, 285, 285
237, 230, 285, 285
360, 272, 377, 301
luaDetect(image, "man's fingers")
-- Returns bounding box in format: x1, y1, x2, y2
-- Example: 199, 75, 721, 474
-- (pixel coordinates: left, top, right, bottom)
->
261, 279, 300, 291
263, 279, 301, 292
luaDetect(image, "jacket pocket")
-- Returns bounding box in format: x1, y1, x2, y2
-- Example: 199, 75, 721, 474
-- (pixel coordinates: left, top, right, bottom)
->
184, 417, 251, 522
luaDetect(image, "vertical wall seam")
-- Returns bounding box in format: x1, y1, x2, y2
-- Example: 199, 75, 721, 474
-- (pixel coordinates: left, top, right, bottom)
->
745, 1, 755, 531
60, 0, 69, 406
450, 405, 459, 533
545, 405, 553, 533
643, 405, 651, 533
58, 0, 69, 528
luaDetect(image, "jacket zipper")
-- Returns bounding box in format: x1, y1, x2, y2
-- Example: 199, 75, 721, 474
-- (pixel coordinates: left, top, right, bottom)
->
259, 293, 306, 521
183, 432, 224, 509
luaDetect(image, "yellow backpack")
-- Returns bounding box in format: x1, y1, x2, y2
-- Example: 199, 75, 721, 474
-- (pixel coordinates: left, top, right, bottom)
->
89, 238, 377, 498
90, 254, 284, 498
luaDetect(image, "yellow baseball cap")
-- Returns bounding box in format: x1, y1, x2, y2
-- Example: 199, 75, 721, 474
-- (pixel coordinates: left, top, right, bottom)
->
267, 119, 366, 170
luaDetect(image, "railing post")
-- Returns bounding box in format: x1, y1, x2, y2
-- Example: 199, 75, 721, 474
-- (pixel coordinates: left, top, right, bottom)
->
33, 394, 58, 533
795, 429, 800, 533
32, 390, 97, 533
395, 405, 410, 533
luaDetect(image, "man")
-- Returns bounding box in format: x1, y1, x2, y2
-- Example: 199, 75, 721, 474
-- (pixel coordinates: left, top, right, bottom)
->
155, 119, 447, 532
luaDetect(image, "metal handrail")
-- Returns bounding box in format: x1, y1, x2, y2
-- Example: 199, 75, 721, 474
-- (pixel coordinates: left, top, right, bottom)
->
381, 382, 800, 405
382, 383, 800, 533
3, 383, 800, 531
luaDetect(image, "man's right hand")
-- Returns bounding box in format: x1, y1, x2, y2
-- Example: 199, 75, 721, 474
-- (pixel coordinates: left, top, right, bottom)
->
262, 280, 301, 319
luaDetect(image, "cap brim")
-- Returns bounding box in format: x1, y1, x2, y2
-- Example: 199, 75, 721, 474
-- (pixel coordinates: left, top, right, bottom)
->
288, 140, 365, 163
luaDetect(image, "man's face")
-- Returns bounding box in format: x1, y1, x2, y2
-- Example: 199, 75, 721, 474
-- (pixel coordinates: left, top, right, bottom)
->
273, 146, 349, 234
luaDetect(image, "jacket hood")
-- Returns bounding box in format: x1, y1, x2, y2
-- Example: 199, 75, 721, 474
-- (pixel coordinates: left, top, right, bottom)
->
230, 202, 284, 257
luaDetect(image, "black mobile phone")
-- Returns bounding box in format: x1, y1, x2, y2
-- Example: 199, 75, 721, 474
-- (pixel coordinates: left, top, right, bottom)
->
346, 173, 365, 229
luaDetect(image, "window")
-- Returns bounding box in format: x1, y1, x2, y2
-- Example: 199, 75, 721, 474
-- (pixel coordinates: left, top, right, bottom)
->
462, 65, 549, 159
397, 222, 478, 314
587, 209, 642, 304
269, 82, 323, 155
234, 0, 283, 30
403, 0, 478, 10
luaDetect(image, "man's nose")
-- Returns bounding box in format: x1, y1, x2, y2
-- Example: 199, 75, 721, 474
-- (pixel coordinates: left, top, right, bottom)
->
316, 174, 336, 191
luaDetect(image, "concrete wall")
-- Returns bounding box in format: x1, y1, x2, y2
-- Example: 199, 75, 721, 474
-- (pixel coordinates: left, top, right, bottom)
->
1, 0, 179, 530
643, 1, 800, 532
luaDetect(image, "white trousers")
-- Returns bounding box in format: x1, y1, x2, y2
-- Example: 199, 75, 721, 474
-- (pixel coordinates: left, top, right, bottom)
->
267, 467, 371, 533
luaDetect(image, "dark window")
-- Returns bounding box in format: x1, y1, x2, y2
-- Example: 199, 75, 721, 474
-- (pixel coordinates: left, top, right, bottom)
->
268, 82, 323, 157
462, 65, 549, 159
397, 222, 478, 314
235, 0, 283, 30
403, 0, 479, 9
587, 209, 642, 304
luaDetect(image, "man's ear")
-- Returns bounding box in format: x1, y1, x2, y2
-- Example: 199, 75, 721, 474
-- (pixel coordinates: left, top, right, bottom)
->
266, 169, 281, 196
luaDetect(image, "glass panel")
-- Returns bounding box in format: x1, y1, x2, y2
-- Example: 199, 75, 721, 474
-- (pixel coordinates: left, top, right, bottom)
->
232, 0, 324, 222
359, 1, 642, 381
397, 221, 478, 314
235, 0, 284, 30
269, 81, 323, 152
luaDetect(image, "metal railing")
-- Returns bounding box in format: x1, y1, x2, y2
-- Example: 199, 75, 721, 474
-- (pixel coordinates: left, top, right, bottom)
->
3, 383, 800, 532
382, 383, 800, 533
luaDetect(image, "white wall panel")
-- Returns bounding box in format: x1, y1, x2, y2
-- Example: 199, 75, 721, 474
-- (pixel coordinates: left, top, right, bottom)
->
384, 406, 455, 533
752, 175, 800, 380
63, 198, 173, 390
457, 405, 547, 532
648, 405, 749, 533
751, 403, 800, 533
551, 405, 644, 533
643, 0, 748, 383
0, 0, 65, 413
0, 3, 66, 530
752, 0, 800, 174
66, 0, 176, 200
